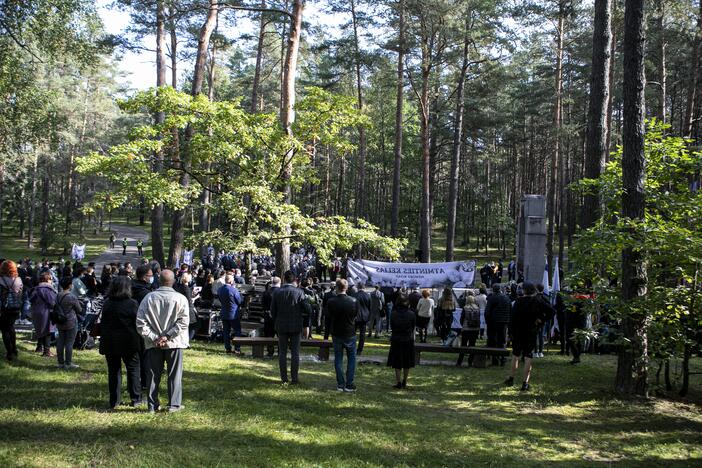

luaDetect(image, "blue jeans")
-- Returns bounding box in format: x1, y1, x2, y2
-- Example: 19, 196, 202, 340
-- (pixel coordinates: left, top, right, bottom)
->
222, 318, 241, 352
332, 335, 356, 388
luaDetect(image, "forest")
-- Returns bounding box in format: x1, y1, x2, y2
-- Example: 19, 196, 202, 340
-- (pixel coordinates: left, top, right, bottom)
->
2, 0, 702, 396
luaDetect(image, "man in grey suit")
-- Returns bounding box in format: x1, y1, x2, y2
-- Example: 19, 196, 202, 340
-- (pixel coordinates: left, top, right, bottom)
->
136, 269, 189, 413
270, 270, 312, 384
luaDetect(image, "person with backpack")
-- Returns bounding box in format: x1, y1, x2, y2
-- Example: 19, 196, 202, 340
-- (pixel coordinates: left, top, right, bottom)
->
456, 293, 481, 367
30, 271, 57, 357
122, 238, 128, 256
54, 276, 84, 369
0, 260, 23, 362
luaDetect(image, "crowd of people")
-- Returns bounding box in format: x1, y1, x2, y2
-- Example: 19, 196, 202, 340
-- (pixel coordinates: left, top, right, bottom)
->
0, 250, 600, 411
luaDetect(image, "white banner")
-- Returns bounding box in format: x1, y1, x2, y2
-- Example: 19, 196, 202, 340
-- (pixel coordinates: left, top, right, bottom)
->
182, 249, 194, 266
71, 244, 86, 261
347, 259, 476, 289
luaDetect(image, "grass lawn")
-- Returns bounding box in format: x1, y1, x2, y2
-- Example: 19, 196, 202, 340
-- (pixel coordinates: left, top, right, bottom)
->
1, 337, 701, 467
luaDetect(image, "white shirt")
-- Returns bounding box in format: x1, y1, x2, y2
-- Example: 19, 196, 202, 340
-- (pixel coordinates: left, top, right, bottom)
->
416, 297, 435, 318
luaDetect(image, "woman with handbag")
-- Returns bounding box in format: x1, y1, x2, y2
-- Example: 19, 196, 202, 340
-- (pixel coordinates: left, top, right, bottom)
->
0, 260, 23, 362
30, 271, 57, 357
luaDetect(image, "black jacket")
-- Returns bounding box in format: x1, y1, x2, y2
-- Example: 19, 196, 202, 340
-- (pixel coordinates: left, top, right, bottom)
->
349, 288, 371, 323
327, 293, 358, 338
510, 295, 550, 340
271, 284, 311, 334
390, 305, 415, 342
131, 280, 153, 305
485, 293, 512, 324
99, 297, 141, 356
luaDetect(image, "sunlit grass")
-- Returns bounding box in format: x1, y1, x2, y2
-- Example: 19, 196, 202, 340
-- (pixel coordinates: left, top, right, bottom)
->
0, 336, 701, 467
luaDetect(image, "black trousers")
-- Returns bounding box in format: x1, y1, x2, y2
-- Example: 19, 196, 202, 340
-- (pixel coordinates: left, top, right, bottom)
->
569, 332, 582, 361
491, 322, 508, 365
105, 352, 141, 408
456, 330, 479, 366
0, 313, 18, 358
278, 332, 301, 383
355, 322, 366, 354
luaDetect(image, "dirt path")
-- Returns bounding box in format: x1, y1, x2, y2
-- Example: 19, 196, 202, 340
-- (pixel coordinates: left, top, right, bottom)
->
89, 224, 149, 275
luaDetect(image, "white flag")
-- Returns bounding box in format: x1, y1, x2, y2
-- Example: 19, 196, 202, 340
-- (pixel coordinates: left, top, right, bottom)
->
542, 259, 550, 296
551, 257, 560, 305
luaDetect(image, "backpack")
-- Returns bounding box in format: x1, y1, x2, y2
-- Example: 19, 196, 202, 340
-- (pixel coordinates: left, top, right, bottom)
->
50, 295, 69, 325
0, 281, 21, 316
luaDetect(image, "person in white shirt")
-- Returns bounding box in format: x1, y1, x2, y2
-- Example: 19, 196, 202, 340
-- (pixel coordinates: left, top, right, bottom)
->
475, 286, 488, 340
415, 289, 435, 343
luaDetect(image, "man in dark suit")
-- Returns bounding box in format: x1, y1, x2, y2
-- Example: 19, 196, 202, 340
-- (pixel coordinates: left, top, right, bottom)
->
270, 270, 311, 384
327, 279, 359, 392
348, 283, 371, 354
217, 274, 243, 354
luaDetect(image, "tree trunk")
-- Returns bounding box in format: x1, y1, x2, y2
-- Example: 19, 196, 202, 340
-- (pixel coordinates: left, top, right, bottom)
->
168, 0, 219, 268
616, 0, 648, 397
151, 0, 168, 267
683, 0, 702, 137
275, 0, 303, 277
39, 169, 50, 255
251, 0, 267, 113
582, 0, 612, 229
655, 0, 666, 124
547, 1, 565, 273
350, 0, 367, 220
418, 31, 432, 263
27, 153, 38, 249
390, 0, 405, 237
446, 21, 470, 262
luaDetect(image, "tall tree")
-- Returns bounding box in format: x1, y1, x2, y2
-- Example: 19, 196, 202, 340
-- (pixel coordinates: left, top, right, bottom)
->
582, 0, 612, 229
547, 0, 566, 272
275, 0, 303, 276
446, 18, 471, 261
617, 0, 648, 396
167, 0, 219, 267
152, 0, 168, 266
390, 0, 405, 237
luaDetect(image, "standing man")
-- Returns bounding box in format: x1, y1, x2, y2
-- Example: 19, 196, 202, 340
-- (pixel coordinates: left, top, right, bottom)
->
270, 271, 311, 385
508, 260, 516, 282
504, 282, 549, 391
122, 238, 128, 256
485, 283, 512, 366
348, 283, 370, 355
262, 277, 281, 357
327, 279, 359, 392
136, 269, 189, 413
137, 239, 144, 257
109, 233, 116, 249
368, 285, 385, 339
217, 274, 243, 354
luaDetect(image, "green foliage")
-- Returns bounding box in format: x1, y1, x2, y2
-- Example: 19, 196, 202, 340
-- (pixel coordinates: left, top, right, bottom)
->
77, 86, 406, 262
571, 121, 702, 365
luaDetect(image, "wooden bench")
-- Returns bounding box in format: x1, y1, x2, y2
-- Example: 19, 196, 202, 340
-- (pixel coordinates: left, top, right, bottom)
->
414, 343, 511, 368
232, 337, 332, 361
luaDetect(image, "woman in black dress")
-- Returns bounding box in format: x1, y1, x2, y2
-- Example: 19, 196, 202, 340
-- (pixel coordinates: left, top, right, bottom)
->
387, 294, 416, 389
99, 276, 142, 409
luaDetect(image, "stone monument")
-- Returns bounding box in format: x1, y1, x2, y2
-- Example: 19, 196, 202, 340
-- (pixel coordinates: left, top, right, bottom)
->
516, 195, 546, 284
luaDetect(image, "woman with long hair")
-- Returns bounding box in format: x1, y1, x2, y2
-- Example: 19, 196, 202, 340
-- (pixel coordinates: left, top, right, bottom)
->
99, 276, 142, 409
0, 260, 23, 361
174, 272, 198, 340
436, 287, 456, 341
415, 289, 434, 343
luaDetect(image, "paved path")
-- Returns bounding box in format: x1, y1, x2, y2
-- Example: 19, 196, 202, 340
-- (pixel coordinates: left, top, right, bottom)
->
89, 224, 149, 275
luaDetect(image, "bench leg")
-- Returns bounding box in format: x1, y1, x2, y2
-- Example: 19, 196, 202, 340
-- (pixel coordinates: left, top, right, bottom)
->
252, 344, 264, 358
472, 354, 487, 368
318, 347, 329, 361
